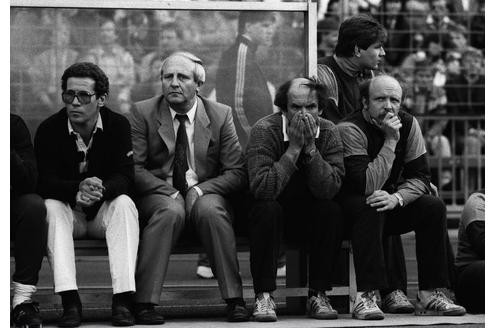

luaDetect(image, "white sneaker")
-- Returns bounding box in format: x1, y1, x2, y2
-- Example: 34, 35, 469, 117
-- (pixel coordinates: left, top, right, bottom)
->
196, 265, 214, 279
352, 290, 384, 320
416, 289, 466, 316
252, 293, 277, 322
382, 289, 415, 313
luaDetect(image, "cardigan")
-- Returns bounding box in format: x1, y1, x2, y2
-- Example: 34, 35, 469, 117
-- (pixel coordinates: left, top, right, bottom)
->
34, 107, 134, 219
246, 112, 344, 200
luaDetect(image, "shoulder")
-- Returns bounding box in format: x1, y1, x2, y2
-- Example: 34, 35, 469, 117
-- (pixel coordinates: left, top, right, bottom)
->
100, 107, 130, 128
461, 191, 485, 225
36, 110, 67, 139
134, 95, 163, 114
200, 96, 232, 121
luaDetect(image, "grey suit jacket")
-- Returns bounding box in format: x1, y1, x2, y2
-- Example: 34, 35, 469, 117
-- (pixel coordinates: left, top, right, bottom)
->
130, 94, 247, 197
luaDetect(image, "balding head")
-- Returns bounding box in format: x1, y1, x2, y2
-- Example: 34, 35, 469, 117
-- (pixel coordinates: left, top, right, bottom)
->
274, 77, 328, 113
160, 51, 206, 85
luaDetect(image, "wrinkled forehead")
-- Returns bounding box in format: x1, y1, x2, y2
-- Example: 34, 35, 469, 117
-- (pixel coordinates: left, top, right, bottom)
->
369, 76, 402, 98
288, 80, 317, 104
162, 55, 195, 74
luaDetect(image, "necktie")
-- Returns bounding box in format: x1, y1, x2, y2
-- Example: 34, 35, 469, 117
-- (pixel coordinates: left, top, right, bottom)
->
173, 114, 189, 196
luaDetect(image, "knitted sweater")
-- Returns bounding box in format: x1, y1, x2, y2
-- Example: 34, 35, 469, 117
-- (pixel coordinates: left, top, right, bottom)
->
246, 112, 344, 200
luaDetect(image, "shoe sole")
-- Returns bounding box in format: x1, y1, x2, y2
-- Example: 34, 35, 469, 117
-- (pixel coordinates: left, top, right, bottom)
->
352, 312, 385, 320
135, 319, 165, 325
112, 320, 135, 326
13, 325, 42, 328
415, 308, 466, 316
253, 314, 278, 322
308, 312, 338, 320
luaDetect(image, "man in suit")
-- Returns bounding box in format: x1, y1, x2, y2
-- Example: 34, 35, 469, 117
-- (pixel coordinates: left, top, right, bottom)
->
35, 62, 139, 327
130, 51, 250, 324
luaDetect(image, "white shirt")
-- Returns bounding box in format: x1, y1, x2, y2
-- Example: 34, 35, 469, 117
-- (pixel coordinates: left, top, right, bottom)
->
167, 99, 203, 198
281, 113, 320, 142
67, 113, 103, 174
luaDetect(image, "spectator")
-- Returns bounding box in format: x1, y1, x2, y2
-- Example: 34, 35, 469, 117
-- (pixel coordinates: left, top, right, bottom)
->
11, 114, 47, 328
455, 190, 484, 313
29, 18, 79, 115
82, 19, 136, 115
336, 75, 466, 319
215, 11, 277, 149
131, 52, 163, 103
246, 77, 345, 322
318, 14, 414, 315
34, 62, 139, 327
129, 52, 250, 324
118, 10, 155, 66
317, 17, 339, 58
445, 47, 484, 155
138, 22, 181, 83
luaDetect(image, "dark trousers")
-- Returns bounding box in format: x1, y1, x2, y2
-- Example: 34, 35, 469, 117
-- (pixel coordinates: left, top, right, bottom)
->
455, 261, 484, 314
338, 194, 450, 292
11, 194, 47, 286
249, 173, 344, 294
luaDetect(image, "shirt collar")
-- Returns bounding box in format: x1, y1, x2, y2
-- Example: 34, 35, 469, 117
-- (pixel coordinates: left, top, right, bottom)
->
67, 112, 103, 135
169, 98, 198, 124
282, 113, 320, 142
333, 54, 363, 77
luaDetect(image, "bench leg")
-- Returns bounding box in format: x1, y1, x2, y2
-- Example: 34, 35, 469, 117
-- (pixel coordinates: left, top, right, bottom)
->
348, 245, 357, 313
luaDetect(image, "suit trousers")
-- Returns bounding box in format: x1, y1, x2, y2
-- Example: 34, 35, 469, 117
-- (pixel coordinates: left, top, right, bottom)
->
11, 194, 47, 286
338, 194, 450, 292
45, 195, 139, 294
134, 193, 242, 304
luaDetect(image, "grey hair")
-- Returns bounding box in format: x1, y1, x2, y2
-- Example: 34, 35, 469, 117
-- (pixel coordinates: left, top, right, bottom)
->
160, 51, 206, 85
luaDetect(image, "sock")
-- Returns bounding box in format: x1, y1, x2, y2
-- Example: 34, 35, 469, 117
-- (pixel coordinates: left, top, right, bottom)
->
12, 282, 36, 309
308, 288, 323, 298
60, 290, 81, 309
113, 291, 134, 307
225, 297, 245, 307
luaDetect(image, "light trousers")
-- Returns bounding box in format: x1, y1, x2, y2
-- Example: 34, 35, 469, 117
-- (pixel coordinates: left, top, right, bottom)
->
45, 195, 139, 294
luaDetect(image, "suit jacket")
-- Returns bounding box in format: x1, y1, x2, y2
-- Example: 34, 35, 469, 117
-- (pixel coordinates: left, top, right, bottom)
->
34, 107, 134, 218
130, 95, 246, 197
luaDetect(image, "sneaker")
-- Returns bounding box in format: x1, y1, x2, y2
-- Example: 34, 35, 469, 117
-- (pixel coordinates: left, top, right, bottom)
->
381, 290, 415, 313
352, 291, 385, 320
252, 293, 277, 322
276, 265, 286, 278
11, 302, 42, 328
196, 265, 214, 279
416, 289, 466, 316
306, 292, 338, 319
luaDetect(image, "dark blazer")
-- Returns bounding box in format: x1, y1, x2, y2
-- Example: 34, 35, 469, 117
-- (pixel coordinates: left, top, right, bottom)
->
129, 95, 246, 198
34, 107, 134, 216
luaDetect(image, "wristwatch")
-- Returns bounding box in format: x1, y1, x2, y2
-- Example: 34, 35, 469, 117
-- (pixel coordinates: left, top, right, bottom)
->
393, 192, 404, 207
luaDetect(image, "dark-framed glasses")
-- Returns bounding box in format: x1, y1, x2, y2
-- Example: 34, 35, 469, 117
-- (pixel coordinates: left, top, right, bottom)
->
62, 90, 96, 105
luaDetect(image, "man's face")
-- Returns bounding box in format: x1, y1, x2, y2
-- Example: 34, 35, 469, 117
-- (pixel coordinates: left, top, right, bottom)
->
159, 30, 179, 52
415, 70, 433, 89
462, 54, 483, 76
286, 80, 321, 123
65, 77, 100, 126
100, 21, 117, 45
427, 41, 443, 57
321, 30, 339, 49
357, 41, 386, 70
245, 19, 275, 47
364, 77, 402, 124
450, 32, 467, 50
161, 56, 200, 113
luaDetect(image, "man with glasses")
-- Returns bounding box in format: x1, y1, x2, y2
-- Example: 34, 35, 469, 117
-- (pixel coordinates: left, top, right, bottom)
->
34, 62, 139, 327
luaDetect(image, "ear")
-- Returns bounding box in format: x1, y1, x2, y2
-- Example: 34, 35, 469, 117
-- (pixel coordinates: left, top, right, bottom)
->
97, 94, 107, 107
354, 45, 361, 57
361, 97, 368, 109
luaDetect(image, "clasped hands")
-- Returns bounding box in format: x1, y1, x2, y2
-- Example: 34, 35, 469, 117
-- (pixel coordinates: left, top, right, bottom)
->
76, 177, 105, 207
287, 112, 318, 154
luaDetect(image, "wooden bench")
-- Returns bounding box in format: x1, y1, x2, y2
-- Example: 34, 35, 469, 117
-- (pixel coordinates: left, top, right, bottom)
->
10, 239, 356, 314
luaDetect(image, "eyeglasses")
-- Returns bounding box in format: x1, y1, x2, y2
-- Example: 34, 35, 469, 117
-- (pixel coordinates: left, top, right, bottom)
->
62, 90, 96, 105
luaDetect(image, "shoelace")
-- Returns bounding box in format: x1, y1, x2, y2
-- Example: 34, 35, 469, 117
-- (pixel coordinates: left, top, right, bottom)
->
256, 296, 274, 313
427, 290, 454, 309
314, 293, 332, 310
389, 290, 409, 305
361, 291, 378, 310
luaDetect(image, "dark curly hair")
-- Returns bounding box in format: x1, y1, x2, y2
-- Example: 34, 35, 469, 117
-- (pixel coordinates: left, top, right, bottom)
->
61, 62, 110, 98
335, 14, 387, 58
274, 77, 329, 113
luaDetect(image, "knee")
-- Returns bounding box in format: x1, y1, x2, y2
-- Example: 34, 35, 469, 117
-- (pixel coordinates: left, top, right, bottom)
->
44, 199, 70, 225
424, 196, 446, 223
194, 195, 230, 226
148, 199, 185, 230
15, 194, 47, 227
108, 195, 138, 218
